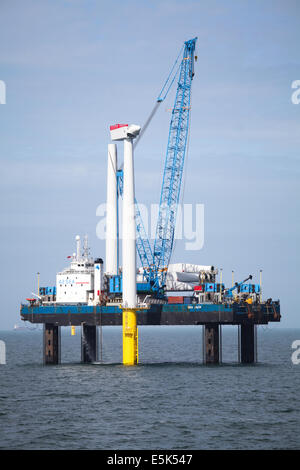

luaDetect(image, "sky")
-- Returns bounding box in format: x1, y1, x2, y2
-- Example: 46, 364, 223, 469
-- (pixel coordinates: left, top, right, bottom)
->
0, 0, 299, 329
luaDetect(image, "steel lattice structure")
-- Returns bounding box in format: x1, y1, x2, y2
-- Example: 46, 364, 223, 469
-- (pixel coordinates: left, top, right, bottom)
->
153, 38, 197, 287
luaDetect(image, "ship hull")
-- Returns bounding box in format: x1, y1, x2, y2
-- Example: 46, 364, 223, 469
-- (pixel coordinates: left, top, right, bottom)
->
20, 302, 280, 326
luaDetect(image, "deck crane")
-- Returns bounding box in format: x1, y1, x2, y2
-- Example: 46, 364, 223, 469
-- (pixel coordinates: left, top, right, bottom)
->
224, 275, 253, 300
118, 37, 197, 292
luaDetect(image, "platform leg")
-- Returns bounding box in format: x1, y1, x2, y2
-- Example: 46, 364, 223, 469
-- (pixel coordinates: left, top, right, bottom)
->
44, 323, 61, 365
219, 325, 222, 364
240, 323, 256, 364
238, 325, 241, 363
204, 323, 220, 364
81, 324, 98, 363
122, 309, 138, 366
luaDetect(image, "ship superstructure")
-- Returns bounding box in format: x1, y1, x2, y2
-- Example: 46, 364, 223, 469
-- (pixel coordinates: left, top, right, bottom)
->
39, 235, 104, 306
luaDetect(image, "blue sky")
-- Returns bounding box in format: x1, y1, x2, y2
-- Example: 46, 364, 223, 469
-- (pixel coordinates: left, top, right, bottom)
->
0, 0, 299, 328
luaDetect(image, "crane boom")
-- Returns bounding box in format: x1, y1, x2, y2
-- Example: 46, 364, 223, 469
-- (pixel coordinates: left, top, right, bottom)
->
153, 37, 197, 286
225, 275, 253, 295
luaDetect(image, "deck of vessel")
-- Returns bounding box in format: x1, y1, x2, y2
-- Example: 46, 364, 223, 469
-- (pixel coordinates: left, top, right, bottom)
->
20, 301, 281, 326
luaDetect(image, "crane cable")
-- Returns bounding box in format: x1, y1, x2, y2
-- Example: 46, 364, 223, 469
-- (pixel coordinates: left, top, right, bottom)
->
133, 100, 161, 150
119, 46, 183, 168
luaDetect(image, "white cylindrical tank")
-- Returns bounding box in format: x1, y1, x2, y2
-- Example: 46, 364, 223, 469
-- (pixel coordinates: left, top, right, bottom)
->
176, 272, 200, 283
122, 138, 137, 308
94, 258, 104, 302
106, 143, 118, 275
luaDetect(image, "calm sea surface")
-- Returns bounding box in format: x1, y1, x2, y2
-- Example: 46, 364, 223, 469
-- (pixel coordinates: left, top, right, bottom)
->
0, 326, 299, 450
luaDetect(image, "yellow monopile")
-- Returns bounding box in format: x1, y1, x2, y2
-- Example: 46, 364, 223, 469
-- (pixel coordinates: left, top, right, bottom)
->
122, 309, 138, 365
71, 326, 76, 336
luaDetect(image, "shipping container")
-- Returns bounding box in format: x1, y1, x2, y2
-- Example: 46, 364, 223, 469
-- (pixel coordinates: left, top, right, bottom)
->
167, 296, 184, 304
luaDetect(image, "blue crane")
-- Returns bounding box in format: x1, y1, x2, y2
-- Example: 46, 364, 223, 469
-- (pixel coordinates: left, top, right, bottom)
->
224, 275, 253, 299
118, 37, 197, 292
153, 38, 197, 288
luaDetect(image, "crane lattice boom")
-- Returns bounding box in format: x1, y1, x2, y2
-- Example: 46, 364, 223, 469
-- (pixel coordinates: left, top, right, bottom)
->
153, 38, 197, 287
